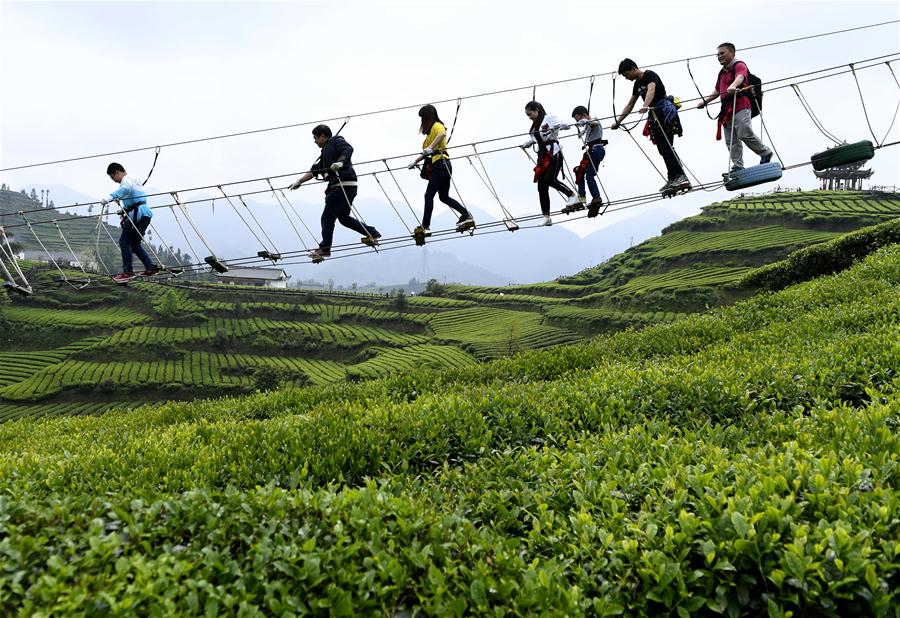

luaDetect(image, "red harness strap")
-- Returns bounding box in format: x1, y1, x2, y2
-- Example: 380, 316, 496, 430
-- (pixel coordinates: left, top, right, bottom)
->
533, 152, 552, 183
573, 152, 590, 184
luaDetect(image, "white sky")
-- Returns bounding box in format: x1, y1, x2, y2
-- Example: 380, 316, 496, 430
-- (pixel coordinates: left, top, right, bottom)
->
2, 0, 899, 241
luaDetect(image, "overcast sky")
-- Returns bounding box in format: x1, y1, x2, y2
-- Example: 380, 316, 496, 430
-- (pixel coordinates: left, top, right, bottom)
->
2, 0, 899, 242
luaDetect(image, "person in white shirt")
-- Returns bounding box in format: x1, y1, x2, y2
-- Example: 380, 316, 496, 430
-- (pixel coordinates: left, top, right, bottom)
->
520, 101, 579, 226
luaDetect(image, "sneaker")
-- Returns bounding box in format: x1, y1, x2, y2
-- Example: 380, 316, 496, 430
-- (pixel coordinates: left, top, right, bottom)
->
562, 195, 587, 214
308, 247, 331, 259
140, 266, 160, 277
760, 152, 773, 165
112, 272, 135, 283
588, 196, 603, 207
564, 195, 582, 208
660, 180, 674, 192
542, 215, 553, 227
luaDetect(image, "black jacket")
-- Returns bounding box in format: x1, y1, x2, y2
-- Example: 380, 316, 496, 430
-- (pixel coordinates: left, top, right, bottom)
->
310, 135, 357, 189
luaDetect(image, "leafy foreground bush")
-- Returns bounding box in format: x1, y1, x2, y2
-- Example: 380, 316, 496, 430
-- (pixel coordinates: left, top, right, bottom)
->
1, 247, 899, 616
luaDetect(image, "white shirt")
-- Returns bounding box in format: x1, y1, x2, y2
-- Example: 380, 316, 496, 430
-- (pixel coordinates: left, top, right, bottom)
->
525, 114, 563, 156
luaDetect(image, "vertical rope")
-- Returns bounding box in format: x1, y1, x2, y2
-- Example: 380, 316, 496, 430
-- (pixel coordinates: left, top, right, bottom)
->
850, 63, 881, 143
170, 192, 219, 257
0, 226, 30, 290
383, 160, 421, 226
264, 180, 309, 252
217, 185, 270, 250
52, 220, 91, 284
469, 145, 515, 221
277, 188, 319, 247
687, 58, 716, 120
333, 178, 378, 251
238, 194, 281, 254
373, 173, 413, 235
93, 205, 113, 275
790, 84, 843, 145
19, 212, 76, 286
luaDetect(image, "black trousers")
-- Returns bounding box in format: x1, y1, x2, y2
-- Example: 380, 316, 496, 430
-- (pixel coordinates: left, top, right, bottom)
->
422, 160, 468, 228
537, 152, 573, 215
650, 120, 684, 180
320, 186, 378, 249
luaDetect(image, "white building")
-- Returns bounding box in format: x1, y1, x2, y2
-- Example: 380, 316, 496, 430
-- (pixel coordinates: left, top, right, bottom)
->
215, 267, 291, 288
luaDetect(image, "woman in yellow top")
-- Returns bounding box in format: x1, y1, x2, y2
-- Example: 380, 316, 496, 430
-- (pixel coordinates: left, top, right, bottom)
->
407, 104, 473, 235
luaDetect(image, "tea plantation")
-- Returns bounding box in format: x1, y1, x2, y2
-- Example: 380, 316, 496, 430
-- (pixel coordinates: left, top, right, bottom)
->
1, 189, 899, 417
447, 189, 900, 328
0, 242, 897, 615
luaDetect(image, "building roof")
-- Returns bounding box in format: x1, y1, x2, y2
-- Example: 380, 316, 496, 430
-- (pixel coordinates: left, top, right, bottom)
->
215, 267, 290, 281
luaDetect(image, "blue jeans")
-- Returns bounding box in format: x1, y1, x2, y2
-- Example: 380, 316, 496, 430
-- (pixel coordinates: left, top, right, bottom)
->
423, 160, 468, 228
577, 144, 606, 199
119, 216, 154, 273
320, 186, 379, 249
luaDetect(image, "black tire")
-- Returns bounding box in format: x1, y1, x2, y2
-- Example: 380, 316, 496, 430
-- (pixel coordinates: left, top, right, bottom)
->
725, 162, 783, 191
810, 140, 875, 171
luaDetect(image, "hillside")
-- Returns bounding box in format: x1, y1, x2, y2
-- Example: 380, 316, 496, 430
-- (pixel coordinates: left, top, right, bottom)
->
2, 189, 899, 419
1, 243, 897, 614
0, 275, 582, 420
444, 189, 900, 332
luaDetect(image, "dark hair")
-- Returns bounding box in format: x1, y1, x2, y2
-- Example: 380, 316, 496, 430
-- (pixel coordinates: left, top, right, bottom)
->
312, 124, 332, 138
106, 162, 125, 175
617, 58, 638, 75
718, 42, 736, 53
525, 100, 546, 131
418, 104, 444, 135
571, 105, 589, 117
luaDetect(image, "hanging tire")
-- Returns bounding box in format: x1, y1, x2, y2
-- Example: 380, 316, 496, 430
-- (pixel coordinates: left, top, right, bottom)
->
725, 162, 783, 191
810, 140, 875, 171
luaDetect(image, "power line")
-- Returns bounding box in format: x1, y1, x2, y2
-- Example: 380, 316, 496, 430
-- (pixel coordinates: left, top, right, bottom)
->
2, 19, 897, 173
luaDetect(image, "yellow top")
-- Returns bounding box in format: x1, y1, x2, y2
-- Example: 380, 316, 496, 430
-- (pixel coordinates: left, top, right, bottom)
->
423, 121, 449, 162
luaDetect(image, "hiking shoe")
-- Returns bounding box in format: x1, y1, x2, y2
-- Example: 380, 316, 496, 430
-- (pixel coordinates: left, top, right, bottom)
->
413, 226, 432, 237
112, 272, 135, 283
589, 196, 603, 207
361, 232, 382, 246
660, 180, 674, 192
455, 216, 475, 232
542, 215, 553, 227
760, 152, 773, 165
308, 248, 331, 259
140, 266, 160, 277
670, 175, 691, 191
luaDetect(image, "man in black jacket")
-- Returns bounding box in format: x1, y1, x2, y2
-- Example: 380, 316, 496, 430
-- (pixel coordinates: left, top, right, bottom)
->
289, 124, 381, 260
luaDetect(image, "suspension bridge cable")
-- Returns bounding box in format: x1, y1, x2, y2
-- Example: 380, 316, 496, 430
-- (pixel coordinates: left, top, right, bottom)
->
2, 20, 897, 173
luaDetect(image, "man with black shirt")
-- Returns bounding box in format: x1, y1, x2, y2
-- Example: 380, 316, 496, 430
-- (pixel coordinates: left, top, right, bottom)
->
611, 59, 689, 194
289, 125, 381, 261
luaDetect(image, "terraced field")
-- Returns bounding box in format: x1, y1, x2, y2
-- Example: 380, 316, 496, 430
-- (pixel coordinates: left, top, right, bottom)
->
3, 305, 150, 327
348, 344, 477, 380
97, 318, 428, 349
427, 307, 582, 358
